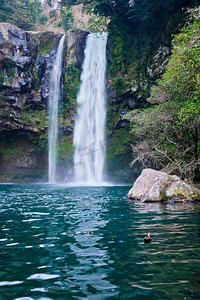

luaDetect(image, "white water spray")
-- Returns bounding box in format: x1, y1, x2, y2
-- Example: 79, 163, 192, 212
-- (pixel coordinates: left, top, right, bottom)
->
48, 35, 65, 183
73, 32, 108, 185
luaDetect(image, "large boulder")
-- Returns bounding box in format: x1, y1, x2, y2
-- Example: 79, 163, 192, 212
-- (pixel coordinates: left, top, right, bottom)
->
127, 169, 200, 202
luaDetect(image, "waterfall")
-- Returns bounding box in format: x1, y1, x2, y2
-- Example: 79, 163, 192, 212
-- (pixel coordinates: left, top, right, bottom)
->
73, 32, 108, 185
48, 35, 65, 183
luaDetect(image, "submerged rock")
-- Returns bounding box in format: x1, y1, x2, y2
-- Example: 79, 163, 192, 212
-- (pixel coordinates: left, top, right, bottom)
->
127, 169, 200, 202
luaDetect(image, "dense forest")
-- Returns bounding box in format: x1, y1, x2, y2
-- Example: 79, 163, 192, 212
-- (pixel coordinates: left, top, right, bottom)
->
0, 0, 48, 29
0, 0, 199, 182
131, 10, 200, 180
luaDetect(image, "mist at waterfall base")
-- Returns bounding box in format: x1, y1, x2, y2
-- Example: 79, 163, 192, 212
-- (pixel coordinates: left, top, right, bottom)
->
47, 33, 131, 186
73, 33, 108, 186
48, 35, 65, 184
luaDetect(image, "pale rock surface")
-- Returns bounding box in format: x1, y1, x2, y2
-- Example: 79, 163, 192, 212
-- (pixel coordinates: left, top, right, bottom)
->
127, 169, 200, 202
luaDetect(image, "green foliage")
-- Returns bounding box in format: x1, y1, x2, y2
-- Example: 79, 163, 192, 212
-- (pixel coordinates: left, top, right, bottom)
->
159, 7, 200, 122
87, 15, 108, 32
131, 8, 200, 180
29, 0, 42, 23
20, 105, 47, 131
0, 58, 15, 86
78, 0, 196, 97
105, 100, 135, 180
179, 97, 200, 124
106, 103, 120, 136
0, 143, 22, 156
32, 32, 58, 54
39, 14, 48, 25
60, 0, 77, 7
80, 1, 101, 14
78, 0, 197, 23
108, 25, 125, 75
62, 63, 80, 115
0, 131, 47, 182
49, 10, 57, 19
4, 59, 15, 76
113, 77, 124, 95
47, 0, 52, 6
147, 84, 170, 104
0, 0, 45, 30
60, 0, 108, 32
0, 104, 12, 118
130, 101, 197, 176
20, 105, 48, 151
0, 70, 4, 85
57, 135, 74, 167
32, 64, 40, 91
107, 129, 132, 161
59, 8, 74, 31
105, 128, 133, 176
107, 17, 165, 94
0, 134, 27, 160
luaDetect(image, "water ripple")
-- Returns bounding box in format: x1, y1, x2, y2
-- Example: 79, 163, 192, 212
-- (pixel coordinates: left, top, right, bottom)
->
0, 184, 200, 299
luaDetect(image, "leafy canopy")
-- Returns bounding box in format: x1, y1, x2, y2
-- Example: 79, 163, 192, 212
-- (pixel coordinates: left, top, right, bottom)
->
0, 0, 46, 30
130, 7, 200, 180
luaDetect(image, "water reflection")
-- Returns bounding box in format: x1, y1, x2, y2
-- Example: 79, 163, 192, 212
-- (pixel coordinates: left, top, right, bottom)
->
62, 188, 118, 298
104, 197, 200, 299
0, 185, 200, 299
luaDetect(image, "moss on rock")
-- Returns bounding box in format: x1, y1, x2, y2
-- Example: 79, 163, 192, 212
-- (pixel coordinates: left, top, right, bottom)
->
0, 131, 47, 182
32, 32, 60, 54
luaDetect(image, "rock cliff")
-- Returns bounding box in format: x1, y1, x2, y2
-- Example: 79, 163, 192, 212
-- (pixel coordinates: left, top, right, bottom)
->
0, 23, 64, 182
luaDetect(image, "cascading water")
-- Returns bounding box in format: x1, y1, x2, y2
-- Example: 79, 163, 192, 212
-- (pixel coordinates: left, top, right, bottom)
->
73, 32, 108, 185
48, 35, 65, 183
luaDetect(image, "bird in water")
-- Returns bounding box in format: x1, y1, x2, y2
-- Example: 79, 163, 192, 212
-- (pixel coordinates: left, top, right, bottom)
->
144, 232, 152, 243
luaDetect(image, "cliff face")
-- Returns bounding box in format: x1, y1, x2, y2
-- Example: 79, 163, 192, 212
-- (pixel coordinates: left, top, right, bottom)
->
0, 23, 64, 182
104, 1, 194, 182
105, 36, 171, 182
0, 23, 38, 132
0, 15, 190, 183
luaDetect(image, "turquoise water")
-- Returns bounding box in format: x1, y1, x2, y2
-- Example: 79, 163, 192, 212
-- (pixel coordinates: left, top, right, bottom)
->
0, 184, 200, 300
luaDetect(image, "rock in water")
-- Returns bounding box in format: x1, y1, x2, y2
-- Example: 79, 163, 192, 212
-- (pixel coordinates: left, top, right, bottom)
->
127, 169, 200, 202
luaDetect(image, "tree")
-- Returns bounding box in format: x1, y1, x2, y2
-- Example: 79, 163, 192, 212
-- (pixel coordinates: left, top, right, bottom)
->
59, 8, 74, 31
0, 0, 45, 30
71, 0, 198, 22
130, 7, 200, 180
